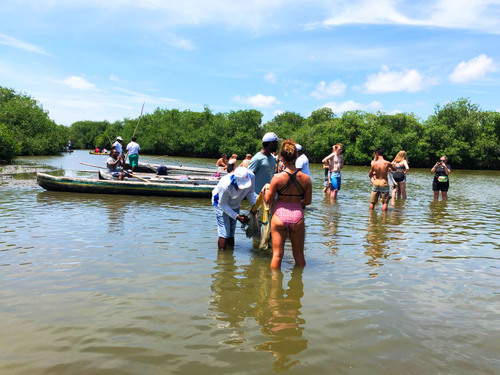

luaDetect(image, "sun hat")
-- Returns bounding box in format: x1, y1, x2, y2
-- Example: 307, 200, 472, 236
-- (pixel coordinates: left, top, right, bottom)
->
296, 143, 302, 151
262, 132, 282, 143
116, 136, 123, 141
233, 167, 252, 189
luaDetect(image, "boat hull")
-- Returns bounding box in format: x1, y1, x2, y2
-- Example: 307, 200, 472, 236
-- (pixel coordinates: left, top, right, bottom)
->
37, 173, 213, 198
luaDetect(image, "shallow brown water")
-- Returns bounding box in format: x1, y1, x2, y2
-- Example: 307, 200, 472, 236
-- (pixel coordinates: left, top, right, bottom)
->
1, 151, 499, 374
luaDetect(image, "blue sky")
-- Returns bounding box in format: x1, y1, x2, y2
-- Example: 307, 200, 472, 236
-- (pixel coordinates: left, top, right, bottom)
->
1, 0, 499, 126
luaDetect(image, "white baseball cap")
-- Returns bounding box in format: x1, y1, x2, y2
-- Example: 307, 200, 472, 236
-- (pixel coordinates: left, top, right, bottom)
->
262, 132, 282, 143
295, 143, 302, 151
116, 136, 123, 141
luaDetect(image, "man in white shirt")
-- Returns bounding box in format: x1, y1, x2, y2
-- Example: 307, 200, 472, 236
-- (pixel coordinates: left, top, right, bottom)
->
126, 137, 140, 172
113, 136, 124, 155
295, 144, 310, 176
212, 167, 257, 251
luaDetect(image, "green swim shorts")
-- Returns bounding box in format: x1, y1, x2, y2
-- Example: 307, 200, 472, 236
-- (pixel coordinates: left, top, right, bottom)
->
128, 154, 139, 167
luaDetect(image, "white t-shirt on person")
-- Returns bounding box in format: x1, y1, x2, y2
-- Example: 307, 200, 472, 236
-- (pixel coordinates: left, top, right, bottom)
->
296, 154, 310, 176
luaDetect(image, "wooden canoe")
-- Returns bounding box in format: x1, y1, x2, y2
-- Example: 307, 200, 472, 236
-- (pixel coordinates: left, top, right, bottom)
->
123, 161, 224, 176
37, 173, 214, 198
89, 150, 110, 155
98, 169, 219, 185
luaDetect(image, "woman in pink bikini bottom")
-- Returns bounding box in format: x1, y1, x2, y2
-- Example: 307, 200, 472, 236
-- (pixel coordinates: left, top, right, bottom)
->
264, 140, 312, 269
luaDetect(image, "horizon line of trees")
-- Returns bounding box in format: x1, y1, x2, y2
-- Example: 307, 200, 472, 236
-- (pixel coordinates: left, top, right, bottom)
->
1, 85, 499, 169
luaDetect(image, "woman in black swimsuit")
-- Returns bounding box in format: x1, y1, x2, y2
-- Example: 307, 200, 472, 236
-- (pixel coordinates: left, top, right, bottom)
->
391, 150, 409, 200
431, 155, 451, 201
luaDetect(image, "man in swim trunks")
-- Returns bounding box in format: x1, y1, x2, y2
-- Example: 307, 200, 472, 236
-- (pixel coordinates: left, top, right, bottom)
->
126, 137, 140, 173
369, 147, 396, 211
212, 167, 257, 251
322, 143, 344, 201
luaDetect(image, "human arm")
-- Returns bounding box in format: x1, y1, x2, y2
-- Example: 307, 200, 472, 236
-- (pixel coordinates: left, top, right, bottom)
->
322, 152, 335, 163
217, 188, 248, 223
301, 176, 312, 208
264, 176, 279, 205
403, 160, 410, 173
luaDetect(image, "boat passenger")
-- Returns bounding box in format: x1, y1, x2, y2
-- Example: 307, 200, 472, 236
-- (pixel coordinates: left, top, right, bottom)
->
107, 148, 125, 180
239, 154, 252, 168
126, 137, 141, 173
227, 154, 238, 173
113, 136, 124, 156
216, 153, 228, 170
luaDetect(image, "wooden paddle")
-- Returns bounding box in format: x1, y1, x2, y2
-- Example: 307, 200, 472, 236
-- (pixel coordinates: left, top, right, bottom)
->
79, 162, 151, 184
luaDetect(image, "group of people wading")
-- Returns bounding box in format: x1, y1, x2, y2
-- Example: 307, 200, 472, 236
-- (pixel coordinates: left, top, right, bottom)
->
212, 133, 452, 269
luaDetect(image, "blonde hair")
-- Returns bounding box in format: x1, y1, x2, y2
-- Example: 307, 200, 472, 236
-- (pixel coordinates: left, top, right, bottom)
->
392, 150, 408, 164
230, 154, 237, 159
280, 139, 297, 163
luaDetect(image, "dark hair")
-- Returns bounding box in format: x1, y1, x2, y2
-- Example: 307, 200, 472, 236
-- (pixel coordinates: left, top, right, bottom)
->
262, 141, 271, 148
132, 137, 137, 142
374, 147, 384, 156
280, 139, 297, 163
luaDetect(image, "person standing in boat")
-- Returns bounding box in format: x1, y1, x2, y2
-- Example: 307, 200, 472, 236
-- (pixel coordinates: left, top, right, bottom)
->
248, 132, 282, 194
106, 148, 125, 180
113, 136, 124, 156
212, 167, 257, 251
126, 137, 140, 173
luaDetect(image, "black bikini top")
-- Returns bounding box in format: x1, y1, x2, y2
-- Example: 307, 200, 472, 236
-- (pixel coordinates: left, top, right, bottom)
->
277, 170, 306, 198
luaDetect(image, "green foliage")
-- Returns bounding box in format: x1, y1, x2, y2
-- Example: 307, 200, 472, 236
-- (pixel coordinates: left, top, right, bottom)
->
0, 85, 498, 169
0, 86, 67, 160
0, 122, 20, 162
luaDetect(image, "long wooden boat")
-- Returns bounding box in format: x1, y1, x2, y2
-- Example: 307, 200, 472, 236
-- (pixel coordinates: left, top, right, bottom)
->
89, 150, 110, 155
98, 169, 219, 185
123, 161, 224, 176
37, 173, 214, 198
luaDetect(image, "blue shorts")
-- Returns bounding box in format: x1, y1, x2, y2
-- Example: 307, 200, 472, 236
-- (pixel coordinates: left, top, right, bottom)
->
330, 172, 341, 191
214, 206, 239, 239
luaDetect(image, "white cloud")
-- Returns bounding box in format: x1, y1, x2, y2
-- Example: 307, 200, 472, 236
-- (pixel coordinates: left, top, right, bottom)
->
265, 72, 278, 84
0, 33, 50, 55
63, 76, 96, 90
449, 54, 497, 83
307, 0, 500, 34
234, 94, 280, 108
311, 79, 346, 99
322, 100, 382, 113
364, 66, 434, 93
110, 74, 120, 81
273, 109, 284, 117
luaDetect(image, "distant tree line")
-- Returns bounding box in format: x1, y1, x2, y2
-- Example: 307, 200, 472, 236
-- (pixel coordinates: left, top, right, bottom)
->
1, 85, 499, 169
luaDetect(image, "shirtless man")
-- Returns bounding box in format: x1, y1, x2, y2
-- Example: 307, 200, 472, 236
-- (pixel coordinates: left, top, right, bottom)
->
322, 143, 344, 200
216, 153, 228, 170
368, 148, 396, 211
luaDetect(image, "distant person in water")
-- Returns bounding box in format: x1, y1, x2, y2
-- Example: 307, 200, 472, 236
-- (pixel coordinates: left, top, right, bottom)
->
295, 144, 310, 176
216, 153, 228, 170
126, 137, 140, 173
322, 143, 344, 200
431, 155, 451, 201
391, 150, 410, 200
369, 148, 396, 211
106, 148, 125, 180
